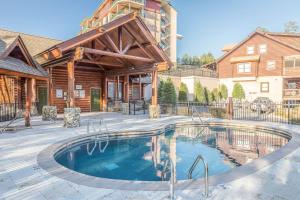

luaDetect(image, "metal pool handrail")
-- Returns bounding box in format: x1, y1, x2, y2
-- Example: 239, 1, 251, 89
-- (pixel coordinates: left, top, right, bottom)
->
188, 154, 209, 198
161, 159, 176, 200
191, 106, 205, 125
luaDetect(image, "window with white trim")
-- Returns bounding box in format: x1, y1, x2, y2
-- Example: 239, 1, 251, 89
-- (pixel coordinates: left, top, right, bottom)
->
237, 63, 251, 73
285, 56, 300, 68
260, 82, 269, 93
259, 44, 267, 54
267, 60, 276, 70
247, 46, 255, 55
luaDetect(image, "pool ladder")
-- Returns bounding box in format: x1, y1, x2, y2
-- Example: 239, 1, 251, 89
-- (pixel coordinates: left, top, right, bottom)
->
191, 106, 206, 125
86, 119, 109, 155
161, 159, 176, 200
188, 154, 209, 198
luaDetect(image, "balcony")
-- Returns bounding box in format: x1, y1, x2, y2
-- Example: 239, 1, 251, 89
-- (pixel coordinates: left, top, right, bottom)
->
111, 0, 145, 10
284, 89, 300, 99
283, 56, 300, 77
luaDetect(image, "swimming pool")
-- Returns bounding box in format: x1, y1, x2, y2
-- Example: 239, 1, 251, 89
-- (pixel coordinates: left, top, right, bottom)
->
54, 124, 290, 182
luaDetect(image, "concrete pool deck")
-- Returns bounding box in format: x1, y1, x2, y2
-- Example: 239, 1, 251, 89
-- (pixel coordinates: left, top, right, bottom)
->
0, 113, 300, 200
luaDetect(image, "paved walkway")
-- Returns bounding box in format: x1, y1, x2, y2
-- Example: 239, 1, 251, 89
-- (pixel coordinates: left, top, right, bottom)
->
0, 113, 299, 200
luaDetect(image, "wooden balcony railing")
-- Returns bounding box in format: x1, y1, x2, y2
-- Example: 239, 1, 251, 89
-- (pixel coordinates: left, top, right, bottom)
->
284, 89, 300, 98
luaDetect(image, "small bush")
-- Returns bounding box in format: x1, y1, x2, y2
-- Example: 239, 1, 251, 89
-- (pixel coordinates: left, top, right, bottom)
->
219, 84, 228, 100
178, 83, 189, 102
194, 81, 205, 103
209, 107, 226, 118
232, 83, 245, 100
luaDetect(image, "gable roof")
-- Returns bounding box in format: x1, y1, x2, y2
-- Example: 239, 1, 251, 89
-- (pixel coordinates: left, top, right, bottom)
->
0, 28, 61, 57
217, 30, 300, 63
37, 12, 172, 70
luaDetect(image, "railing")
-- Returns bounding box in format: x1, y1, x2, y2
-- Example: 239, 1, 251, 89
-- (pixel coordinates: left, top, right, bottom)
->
284, 89, 300, 98
161, 158, 176, 200
0, 102, 39, 122
159, 101, 300, 125
188, 154, 209, 198
112, 0, 145, 8
129, 100, 147, 115
160, 68, 218, 78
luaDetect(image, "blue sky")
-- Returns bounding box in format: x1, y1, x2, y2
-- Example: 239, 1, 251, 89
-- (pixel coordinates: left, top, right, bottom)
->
0, 0, 299, 58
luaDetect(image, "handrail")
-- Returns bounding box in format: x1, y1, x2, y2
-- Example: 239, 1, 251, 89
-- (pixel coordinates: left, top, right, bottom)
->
161, 159, 176, 200
191, 106, 205, 125
188, 155, 209, 198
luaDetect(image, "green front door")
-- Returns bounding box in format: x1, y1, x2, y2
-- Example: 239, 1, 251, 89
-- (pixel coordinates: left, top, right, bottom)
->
91, 88, 101, 112
38, 87, 48, 114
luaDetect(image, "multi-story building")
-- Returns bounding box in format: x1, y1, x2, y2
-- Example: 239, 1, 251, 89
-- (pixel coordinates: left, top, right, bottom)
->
218, 30, 300, 103
80, 0, 178, 64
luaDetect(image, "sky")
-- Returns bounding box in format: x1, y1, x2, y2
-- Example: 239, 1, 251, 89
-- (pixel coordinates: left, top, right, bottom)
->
0, 0, 300, 58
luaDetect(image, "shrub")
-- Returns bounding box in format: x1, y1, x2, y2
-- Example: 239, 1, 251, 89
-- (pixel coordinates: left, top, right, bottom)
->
219, 84, 228, 100
203, 87, 211, 105
178, 83, 189, 102
209, 107, 226, 118
161, 78, 177, 104
194, 81, 205, 103
158, 80, 165, 102
211, 88, 220, 102
232, 83, 245, 100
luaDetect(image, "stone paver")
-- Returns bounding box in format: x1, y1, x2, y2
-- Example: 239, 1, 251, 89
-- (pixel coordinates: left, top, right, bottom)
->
0, 113, 299, 200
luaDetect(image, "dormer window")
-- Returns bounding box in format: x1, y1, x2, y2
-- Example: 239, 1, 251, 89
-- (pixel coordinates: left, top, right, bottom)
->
247, 46, 255, 55
259, 44, 267, 54
237, 63, 251, 73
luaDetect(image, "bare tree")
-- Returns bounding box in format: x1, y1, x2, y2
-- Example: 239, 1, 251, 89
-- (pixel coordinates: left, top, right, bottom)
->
284, 21, 299, 33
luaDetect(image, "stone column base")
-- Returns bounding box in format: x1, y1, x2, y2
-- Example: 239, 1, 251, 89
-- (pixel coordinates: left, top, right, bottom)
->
64, 108, 81, 128
42, 106, 57, 121
149, 104, 161, 119
121, 103, 129, 115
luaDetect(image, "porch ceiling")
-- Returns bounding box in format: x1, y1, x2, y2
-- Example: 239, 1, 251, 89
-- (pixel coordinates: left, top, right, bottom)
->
36, 12, 172, 74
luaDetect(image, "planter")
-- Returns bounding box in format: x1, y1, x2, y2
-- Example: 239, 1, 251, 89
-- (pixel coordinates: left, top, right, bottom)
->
64, 108, 81, 128
149, 105, 161, 118
42, 106, 57, 121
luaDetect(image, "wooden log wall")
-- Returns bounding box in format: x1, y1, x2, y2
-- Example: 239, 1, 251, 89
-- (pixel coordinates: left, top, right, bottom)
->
51, 66, 104, 113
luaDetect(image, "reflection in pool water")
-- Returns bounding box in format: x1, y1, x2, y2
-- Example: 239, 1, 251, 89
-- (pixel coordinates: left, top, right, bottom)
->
55, 125, 289, 181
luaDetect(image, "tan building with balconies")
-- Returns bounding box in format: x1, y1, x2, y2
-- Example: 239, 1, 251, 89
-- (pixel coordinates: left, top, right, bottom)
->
80, 0, 178, 64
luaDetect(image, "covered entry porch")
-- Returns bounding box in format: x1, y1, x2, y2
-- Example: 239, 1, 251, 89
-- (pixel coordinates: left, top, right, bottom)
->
36, 13, 171, 115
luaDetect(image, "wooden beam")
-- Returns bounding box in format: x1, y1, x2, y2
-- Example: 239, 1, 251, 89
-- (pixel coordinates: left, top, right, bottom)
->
67, 61, 75, 108
139, 74, 142, 100
79, 59, 123, 67
3, 76, 11, 104
0, 69, 48, 81
104, 34, 120, 53
123, 26, 154, 60
152, 70, 158, 106
83, 47, 154, 63
124, 74, 129, 103
122, 40, 134, 55
31, 78, 36, 104
102, 77, 108, 111
85, 53, 106, 71
118, 27, 123, 52
25, 78, 33, 127
47, 68, 53, 105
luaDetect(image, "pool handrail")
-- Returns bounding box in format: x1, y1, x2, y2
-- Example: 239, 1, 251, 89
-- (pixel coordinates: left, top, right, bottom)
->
161, 158, 176, 200
188, 154, 209, 198
191, 106, 205, 125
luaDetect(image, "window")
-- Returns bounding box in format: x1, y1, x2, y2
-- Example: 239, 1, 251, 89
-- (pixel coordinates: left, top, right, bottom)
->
259, 44, 267, 54
288, 82, 297, 89
237, 63, 251, 73
284, 57, 300, 68
267, 60, 276, 70
247, 46, 255, 55
261, 82, 269, 93
108, 82, 115, 99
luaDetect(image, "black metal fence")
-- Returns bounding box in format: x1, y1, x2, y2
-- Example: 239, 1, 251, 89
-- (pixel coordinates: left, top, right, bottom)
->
0, 102, 39, 122
159, 101, 300, 125
129, 100, 148, 115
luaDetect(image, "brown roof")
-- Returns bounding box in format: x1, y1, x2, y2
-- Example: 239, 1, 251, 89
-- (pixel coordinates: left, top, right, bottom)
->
218, 31, 300, 63
0, 28, 61, 57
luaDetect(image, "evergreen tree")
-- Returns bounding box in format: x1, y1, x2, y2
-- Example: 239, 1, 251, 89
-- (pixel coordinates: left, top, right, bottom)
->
158, 80, 165, 103
211, 88, 219, 102
232, 83, 245, 100
203, 87, 212, 105
162, 78, 177, 104
178, 83, 189, 102
199, 53, 215, 65
194, 81, 205, 103
219, 84, 228, 100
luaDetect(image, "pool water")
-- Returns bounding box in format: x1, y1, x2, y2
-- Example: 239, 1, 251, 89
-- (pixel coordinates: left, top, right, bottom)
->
55, 125, 289, 181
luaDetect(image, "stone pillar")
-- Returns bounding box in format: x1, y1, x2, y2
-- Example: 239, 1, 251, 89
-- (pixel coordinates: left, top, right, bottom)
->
149, 104, 161, 118
42, 106, 57, 121
64, 108, 81, 128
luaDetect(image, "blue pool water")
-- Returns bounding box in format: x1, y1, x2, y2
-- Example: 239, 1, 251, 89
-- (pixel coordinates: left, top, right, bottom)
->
55, 125, 289, 181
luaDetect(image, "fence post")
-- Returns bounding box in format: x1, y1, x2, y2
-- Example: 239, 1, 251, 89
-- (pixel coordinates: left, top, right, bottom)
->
129, 101, 131, 115
134, 101, 136, 115
288, 101, 291, 124
143, 100, 146, 115
226, 97, 233, 120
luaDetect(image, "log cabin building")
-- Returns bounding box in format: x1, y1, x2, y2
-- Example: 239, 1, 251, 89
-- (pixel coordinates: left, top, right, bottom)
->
35, 13, 172, 114
0, 29, 60, 125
